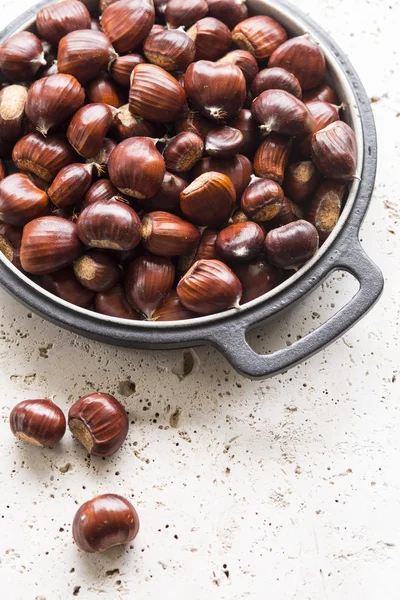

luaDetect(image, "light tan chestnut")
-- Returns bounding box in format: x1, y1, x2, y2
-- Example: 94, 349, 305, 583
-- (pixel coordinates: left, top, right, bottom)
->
144, 28, 196, 72
48, 163, 94, 208
125, 255, 175, 318
0, 173, 49, 226
232, 15, 287, 60
0, 85, 28, 142
101, 0, 155, 54
268, 34, 326, 91
67, 104, 117, 159
57, 30, 117, 84
311, 121, 357, 181
142, 211, 201, 257
12, 134, 77, 182
0, 32, 46, 82
181, 172, 235, 228
252, 90, 315, 136
36, 0, 91, 45
253, 134, 292, 184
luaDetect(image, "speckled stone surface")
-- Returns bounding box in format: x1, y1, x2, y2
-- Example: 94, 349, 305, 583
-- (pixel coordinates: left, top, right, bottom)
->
1, 1, 399, 598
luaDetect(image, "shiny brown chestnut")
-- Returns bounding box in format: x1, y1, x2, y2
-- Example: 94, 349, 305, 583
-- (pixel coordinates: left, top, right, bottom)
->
181, 172, 235, 228
83, 179, 120, 208
20, 216, 83, 274
67, 103, 116, 159
109, 54, 146, 88
13, 133, 77, 182
0, 173, 49, 226
153, 291, 196, 321
264, 219, 319, 269
144, 28, 196, 72
113, 104, 159, 141
125, 255, 175, 317
57, 30, 117, 84
268, 34, 326, 91
283, 161, 320, 204
185, 61, 246, 121
48, 163, 94, 208
241, 177, 284, 222
194, 228, 218, 262
216, 221, 265, 263
229, 109, 260, 158
36, 0, 91, 45
251, 67, 302, 99
311, 121, 357, 181
101, 0, 155, 54
252, 90, 315, 136
95, 284, 139, 319
146, 172, 186, 214
87, 74, 124, 108
86, 138, 117, 176
206, 0, 248, 29
26, 74, 85, 137
205, 127, 244, 159
218, 50, 258, 84
233, 259, 282, 304
129, 63, 187, 123
108, 137, 165, 199
165, 0, 208, 28
232, 15, 287, 60
72, 494, 139, 553
295, 101, 340, 158
302, 83, 339, 105
187, 17, 232, 62
0, 85, 27, 142
177, 259, 242, 315
0, 32, 46, 82
308, 180, 347, 242
253, 134, 292, 184
175, 110, 214, 141
193, 154, 252, 201
142, 211, 200, 256
68, 392, 129, 457
77, 199, 142, 251
40, 266, 95, 308
10, 399, 66, 447
163, 132, 204, 172
267, 196, 304, 228
74, 250, 120, 292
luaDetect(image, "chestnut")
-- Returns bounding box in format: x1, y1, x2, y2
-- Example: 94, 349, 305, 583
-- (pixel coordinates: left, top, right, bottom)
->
205, 0, 248, 29
0, 222, 22, 268
153, 291, 196, 321
231, 210, 248, 224
311, 121, 357, 181
36, 0, 91, 45
67, 103, 117, 159
87, 74, 124, 109
77, 199, 142, 251
175, 110, 214, 141
264, 219, 319, 269
283, 161, 320, 204
241, 178, 284, 222
74, 250, 120, 292
205, 127, 244, 159
40, 266, 95, 308
87, 137, 117, 176
113, 105, 159, 141
108, 137, 165, 199
95, 284, 139, 319
185, 61, 246, 121
218, 50, 258, 84
308, 180, 347, 242
26, 74, 85, 137
193, 229, 218, 263
165, 0, 208, 28
233, 259, 282, 304
180, 172, 235, 227
48, 163, 94, 208
142, 211, 200, 256
57, 30, 117, 84
193, 154, 253, 201
302, 83, 339, 105
251, 67, 302, 99
0, 85, 28, 142
177, 259, 242, 315
10, 399, 66, 447
232, 15, 287, 60
253, 134, 292, 184
146, 172, 186, 214
129, 63, 187, 124
83, 179, 120, 208
268, 196, 304, 228
268, 34, 326, 91
0, 32, 46, 82
109, 54, 146, 88
0, 173, 49, 226
72, 494, 139, 553
144, 28, 196, 72
163, 132, 204, 172
187, 17, 232, 62
295, 101, 340, 158
12, 133, 77, 182
125, 255, 175, 318
228, 109, 260, 158
216, 221, 265, 263
101, 0, 155, 54
68, 392, 129, 457
20, 216, 83, 275
252, 90, 315, 137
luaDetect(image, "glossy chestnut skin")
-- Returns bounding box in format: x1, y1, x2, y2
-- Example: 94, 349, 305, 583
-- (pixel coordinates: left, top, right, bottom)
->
264, 219, 319, 269
67, 103, 116, 159
188, 17, 232, 62
36, 0, 91, 45
268, 34, 326, 91
194, 228, 218, 263
125, 255, 175, 317
177, 259, 242, 315
0, 173, 49, 226
113, 105, 159, 141
216, 221, 265, 263
228, 110, 260, 158
295, 101, 340, 158
129, 64, 187, 124
302, 83, 339, 105
153, 291, 196, 321
181, 172, 235, 227
20, 216, 83, 275
185, 61, 246, 122
0, 32, 45, 82
267, 196, 304, 228
109, 54, 146, 88
251, 67, 302, 99
108, 137, 165, 199
87, 137, 117, 176
0, 85, 28, 142
241, 178, 284, 222
283, 161, 320, 204
205, 0, 248, 29
233, 259, 282, 304
311, 121, 357, 181
101, 0, 155, 54
144, 28, 196, 72
74, 250, 120, 292
95, 284, 139, 319
83, 179, 120, 208
146, 172, 186, 214
165, 0, 208, 28
48, 163, 94, 208
164, 132, 204, 172
77, 199, 142, 251
193, 154, 253, 201
308, 180, 347, 242
142, 211, 200, 256
218, 50, 258, 84
57, 30, 117, 84
40, 266, 95, 308
72, 494, 139, 553
205, 127, 243, 159
232, 15, 287, 60
253, 134, 292, 184
175, 110, 214, 141
12, 134, 77, 182
252, 90, 315, 136
10, 399, 66, 447
87, 74, 124, 108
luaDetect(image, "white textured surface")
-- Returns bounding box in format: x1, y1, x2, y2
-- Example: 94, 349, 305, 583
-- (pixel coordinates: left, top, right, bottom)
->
1, 1, 399, 599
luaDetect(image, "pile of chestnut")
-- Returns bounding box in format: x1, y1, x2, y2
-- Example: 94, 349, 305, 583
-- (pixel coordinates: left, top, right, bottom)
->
0, 0, 357, 321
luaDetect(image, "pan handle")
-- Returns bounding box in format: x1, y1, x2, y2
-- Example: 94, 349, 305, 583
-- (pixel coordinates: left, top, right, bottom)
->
208, 242, 384, 379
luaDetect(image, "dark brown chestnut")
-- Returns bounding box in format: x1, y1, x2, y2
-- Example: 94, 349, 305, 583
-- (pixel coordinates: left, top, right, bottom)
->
163, 132, 204, 172
283, 161, 320, 204
146, 172, 186, 214
253, 134, 292, 184
268, 34, 326, 91
91, 17, 102, 31
74, 250, 120, 292
86, 137, 117, 176
232, 15, 287, 60
187, 17, 232, 62
48, 163, 94, 208
164, 0, 208, 28
20, 216, 83, 274
109, 54, 146, 88
154, 0, 169, 15
153, 291, 196, 321
77, 199, 142, 251
10, 399, 66, 447
264, 219, 319, 269
251, 67, 302, 99
113, 104, 159, 141
0, 85, 28, 142
72, 494, 139, 553
311, 121, 357, 181
216, 221, 265, 262
295, 101, 340, 158
40, 266, 95, 308
87, 74, 124, 108
241, 177, 284, 222
302, 83, 339, 105
144, 28, 196, 72
252, 90, 315, 136
267, 196, 304, 228
142, 211, 200, 256
36, 0, 91, 45
205, 0, 247, 28
0, 173, 49, 226
0, 32, 46, 82
101, 0, 155, 54
68, 392, 129, 456
175, 110, 214, 141
180, 172, 235, 227
205, 127, 244, 159
95, 284, 139, 319
12, 133, 77, 182
125, 255, 175, 317
67, 103, 116, 159
308, 180, 347, 242
218, 50, 258, 84
177, 259, 242, 315
194, 228, 218, 262
193, 154, 253, 200
233, 259, 282, 304
0, 159, 6, 181
228, 109, 260, 158
83, 179, 120, 208
57, 30, 117, 84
